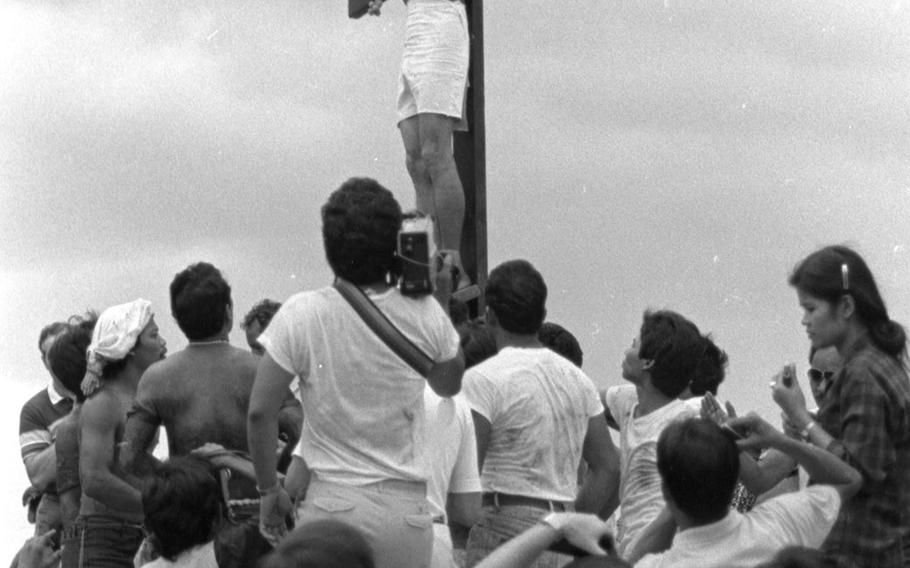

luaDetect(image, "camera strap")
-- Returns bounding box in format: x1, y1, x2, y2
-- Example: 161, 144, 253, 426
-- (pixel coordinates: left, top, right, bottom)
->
333, 278, 434, 378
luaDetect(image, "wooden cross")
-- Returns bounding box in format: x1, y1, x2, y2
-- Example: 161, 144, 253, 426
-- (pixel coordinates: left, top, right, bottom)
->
453, 0, 487, 317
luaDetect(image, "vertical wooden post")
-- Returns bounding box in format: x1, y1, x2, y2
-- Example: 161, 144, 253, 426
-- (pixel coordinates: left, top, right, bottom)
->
453, 0, 486, 317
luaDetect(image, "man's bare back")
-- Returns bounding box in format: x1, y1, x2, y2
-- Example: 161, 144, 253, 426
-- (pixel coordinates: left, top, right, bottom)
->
122, 342, 301, 475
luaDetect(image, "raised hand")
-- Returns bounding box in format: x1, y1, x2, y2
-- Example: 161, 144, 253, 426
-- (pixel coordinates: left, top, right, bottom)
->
770, 364, 810, 425
727, 412, 785, 453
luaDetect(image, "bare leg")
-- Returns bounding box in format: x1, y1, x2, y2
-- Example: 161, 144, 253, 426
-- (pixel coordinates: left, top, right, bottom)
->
399, 115, 435, 217
416, 112, 464, 253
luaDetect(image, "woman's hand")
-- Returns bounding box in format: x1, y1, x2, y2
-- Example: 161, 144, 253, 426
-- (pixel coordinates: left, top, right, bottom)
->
770, 365, 811, 427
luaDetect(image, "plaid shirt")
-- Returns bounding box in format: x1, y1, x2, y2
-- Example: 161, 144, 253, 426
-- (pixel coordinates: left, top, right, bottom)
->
816, 336, 910, 568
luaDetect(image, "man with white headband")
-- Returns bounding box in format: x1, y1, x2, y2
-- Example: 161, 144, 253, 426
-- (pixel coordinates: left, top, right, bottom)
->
74, 298, 167, 567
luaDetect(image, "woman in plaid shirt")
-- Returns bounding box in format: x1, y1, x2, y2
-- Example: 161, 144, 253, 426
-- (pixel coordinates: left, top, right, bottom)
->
773, 245, 910, 567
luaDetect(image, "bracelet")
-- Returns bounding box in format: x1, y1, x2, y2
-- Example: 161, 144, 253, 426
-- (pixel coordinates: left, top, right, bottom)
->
799, 420, 818, 441
539, 512, 562, 533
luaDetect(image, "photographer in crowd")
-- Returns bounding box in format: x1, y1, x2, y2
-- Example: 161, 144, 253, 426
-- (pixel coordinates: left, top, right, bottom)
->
248, 177, 465, 568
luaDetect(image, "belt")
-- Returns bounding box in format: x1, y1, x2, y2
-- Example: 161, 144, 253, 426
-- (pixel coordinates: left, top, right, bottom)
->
482, 492, 570, 512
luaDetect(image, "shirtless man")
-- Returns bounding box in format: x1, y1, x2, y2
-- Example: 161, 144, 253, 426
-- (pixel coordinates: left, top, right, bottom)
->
371, 0, 476, 300
121, 262, 302, 568
77, 299, 167, 567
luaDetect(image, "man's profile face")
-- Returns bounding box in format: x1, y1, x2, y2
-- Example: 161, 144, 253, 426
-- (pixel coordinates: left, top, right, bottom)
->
621, 334, 646, 383
245, 320, 265, 357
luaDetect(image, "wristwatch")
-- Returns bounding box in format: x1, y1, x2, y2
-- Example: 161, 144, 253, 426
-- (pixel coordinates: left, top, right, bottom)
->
539, 512, 562, 533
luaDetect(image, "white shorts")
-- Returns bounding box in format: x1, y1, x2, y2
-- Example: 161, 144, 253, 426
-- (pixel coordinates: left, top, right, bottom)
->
397, 0, 469, 128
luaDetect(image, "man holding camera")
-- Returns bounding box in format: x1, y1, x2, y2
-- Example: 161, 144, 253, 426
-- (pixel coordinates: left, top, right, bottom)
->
248, 177, 465, 568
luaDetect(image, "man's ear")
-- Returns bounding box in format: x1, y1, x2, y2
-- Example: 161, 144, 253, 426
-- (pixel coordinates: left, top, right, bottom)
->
641, 359, 654, 370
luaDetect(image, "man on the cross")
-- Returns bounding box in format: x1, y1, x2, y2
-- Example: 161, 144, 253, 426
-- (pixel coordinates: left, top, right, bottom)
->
371, 0, 477, 301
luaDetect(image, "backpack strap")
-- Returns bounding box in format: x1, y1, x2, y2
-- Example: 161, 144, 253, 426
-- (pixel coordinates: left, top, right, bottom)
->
333, 278, 434, 378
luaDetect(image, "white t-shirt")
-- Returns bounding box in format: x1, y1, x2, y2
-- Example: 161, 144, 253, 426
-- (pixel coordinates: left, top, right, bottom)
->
142, 542, 217, 568
423, 389, 482, 520
463, 347, 603, 502
605, 384, 697, 556
636, 485, 842, 568
260, 286, 460, 485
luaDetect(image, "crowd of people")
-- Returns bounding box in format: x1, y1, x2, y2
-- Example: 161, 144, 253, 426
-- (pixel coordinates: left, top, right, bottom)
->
13, 176, 910, 568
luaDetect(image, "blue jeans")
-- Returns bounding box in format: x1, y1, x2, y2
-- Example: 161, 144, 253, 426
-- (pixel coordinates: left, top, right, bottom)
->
73, 516, 143, 568
60, 524, 82, 568
466, 504, 570, 568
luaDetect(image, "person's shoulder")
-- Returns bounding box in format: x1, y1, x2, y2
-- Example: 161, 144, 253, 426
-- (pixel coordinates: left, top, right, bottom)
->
285, 287, 335, 307
466, 349, 509, 377
20, 388, 51, 415
141, 354, 178, 382
752, 484, 839, 519
840, 349, 907, 398
225, 344, 258, 371
82, 387, 122, 418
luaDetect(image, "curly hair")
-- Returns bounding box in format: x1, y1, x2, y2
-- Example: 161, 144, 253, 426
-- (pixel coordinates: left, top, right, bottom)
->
322, 178, 403, 285
241, 299, 281, 330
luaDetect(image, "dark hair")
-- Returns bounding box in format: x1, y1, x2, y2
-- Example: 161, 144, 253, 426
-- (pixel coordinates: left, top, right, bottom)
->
47, 315, 98, 403
142, 456, 222, 562
459, 319, 498, 369
322, 178, 402, 285
638, 310, 703, 399
38, 321, 67, 354
259, 519, 375, 568
241, 299, 281, 330
539, 322, 583, 367
657, 417, 739, 523
790, 245, 907, 361
689, 334, 727, 396
170, 262, 233, 341
485, 260, 547, 335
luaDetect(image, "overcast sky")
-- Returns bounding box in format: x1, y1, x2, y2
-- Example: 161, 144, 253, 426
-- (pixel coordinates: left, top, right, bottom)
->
1, 0, 909, 552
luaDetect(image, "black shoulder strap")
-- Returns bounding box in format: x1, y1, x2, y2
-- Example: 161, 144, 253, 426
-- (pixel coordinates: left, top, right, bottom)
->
333, 278, 434, 378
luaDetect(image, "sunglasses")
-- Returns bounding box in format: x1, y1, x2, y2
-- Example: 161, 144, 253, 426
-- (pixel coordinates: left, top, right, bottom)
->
807, 368, 836, 383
